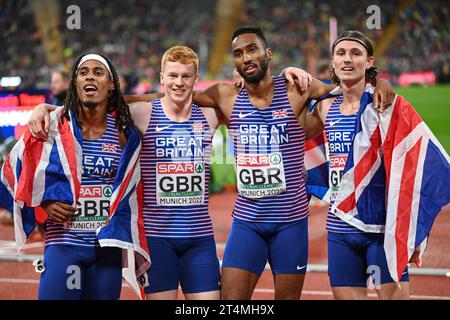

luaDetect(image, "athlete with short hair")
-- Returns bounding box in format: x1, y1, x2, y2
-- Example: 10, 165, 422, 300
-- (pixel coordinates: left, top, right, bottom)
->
136, 46, 222, 300
174, 26, 390, 300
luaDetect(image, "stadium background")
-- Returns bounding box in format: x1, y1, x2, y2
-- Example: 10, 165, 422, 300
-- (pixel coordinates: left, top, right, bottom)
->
0, 0, 449, 300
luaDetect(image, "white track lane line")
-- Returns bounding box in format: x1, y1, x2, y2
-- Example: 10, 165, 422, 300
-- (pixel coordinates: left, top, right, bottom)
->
0, 278, 449, 300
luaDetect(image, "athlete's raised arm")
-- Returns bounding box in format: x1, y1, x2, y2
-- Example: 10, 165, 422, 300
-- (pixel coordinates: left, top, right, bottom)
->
284, 67, 395, 111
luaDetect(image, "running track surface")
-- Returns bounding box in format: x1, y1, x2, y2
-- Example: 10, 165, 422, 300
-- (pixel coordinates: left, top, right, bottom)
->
0, 190, 449, 300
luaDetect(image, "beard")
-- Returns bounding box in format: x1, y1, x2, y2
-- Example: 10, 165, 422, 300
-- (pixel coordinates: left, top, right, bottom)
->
81, 99, 99, 109
238, 59, 269, 84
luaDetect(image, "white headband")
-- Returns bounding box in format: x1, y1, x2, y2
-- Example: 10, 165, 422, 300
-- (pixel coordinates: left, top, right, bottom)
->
77, 54, 113, 79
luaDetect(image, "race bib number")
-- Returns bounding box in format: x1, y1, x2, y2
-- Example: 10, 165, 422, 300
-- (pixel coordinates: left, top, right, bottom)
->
329, 155, 347, 202
236, 153, 286, 199
156, 162, 205, 206
65, 185, 112, 231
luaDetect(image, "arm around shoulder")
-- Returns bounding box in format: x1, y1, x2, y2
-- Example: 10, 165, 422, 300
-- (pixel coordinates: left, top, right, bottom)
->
194, 83, 237, 108
307, 78, 336, 100
128, 101, 153, 136
124, 92, 164, 104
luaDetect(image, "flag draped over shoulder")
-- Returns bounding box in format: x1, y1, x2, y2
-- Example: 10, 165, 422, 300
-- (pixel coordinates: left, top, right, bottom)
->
96, 127, 150, 300
304, 87, 342, 202
0, 107, 150, 299
306, 86, 450, 284
0, 107, 82, 249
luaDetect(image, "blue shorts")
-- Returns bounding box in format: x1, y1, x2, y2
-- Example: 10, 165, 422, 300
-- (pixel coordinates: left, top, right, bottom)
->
145, 236, 220, 294
328, 232, 409, 287
222, 218, 308, 276
38, 244, 122, 300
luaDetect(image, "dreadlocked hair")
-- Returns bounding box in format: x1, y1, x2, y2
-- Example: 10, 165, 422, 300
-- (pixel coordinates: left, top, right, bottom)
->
62, 54, 134, 132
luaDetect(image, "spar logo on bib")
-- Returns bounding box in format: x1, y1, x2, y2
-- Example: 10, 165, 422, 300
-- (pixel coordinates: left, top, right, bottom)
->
270, 153, 282, 165
103, 186, 113, 197
195, 162, 205, 173
156, 161, 206, 206
236, 152, 287, 199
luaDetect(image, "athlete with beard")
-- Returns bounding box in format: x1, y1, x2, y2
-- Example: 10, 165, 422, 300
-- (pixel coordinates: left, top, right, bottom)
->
187, 26, 391, 300
193, 26, 334, 300
37, 53, 133, 299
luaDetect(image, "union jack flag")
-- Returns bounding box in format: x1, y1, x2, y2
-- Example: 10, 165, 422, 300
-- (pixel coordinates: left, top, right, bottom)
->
305, 132, 330, 201
272, 109, 288, 119
192, 122, 203, 132
0, 107, 150, 299
102, 143, 117, 153
306, 86, 450, 284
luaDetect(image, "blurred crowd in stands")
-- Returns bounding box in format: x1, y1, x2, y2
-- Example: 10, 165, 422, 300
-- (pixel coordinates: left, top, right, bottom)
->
0, 0, 449, 93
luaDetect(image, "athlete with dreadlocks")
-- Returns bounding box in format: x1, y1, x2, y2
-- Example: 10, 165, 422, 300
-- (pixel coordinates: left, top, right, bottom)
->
35, 53, 134, 299
29, 47, 224, 300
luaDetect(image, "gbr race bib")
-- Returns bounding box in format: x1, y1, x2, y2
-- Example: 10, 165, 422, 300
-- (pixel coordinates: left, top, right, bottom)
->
329, 155, 347, 202
236, 152, 286, 199
156, 161, 205, 206
65, 185, 112, 231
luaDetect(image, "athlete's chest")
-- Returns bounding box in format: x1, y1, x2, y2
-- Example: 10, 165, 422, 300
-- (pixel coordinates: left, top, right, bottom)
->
81, 136, 121, 178
231, 100, 302, 147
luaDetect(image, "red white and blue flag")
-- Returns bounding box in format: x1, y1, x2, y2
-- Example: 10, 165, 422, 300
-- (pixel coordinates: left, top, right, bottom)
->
96, 127, 150, 299
272, 109, 288, 119
306, 86, 450, 284
0, 107, 150, 299
0, 107, 82, 248
305, 132, 330, 202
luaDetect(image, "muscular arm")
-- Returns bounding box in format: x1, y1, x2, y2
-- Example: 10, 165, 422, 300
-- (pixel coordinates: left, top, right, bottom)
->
305, 103, 324, 140
192, 90, 219, 108
128, 102, 152, 136
124, 92, 164, 104
307, 77, 395, 110
193, 83, 236, 107
193, 83, 238, 120
308, 78, 336, 100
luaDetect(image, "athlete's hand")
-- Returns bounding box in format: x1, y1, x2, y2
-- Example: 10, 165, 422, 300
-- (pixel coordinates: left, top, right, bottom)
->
408, 247, 421, 265
28, 103, 56, 141
281, 67, 312, 92
234, 78, 245, 90
41, 201, 76, 223
374, 79, 395, 113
